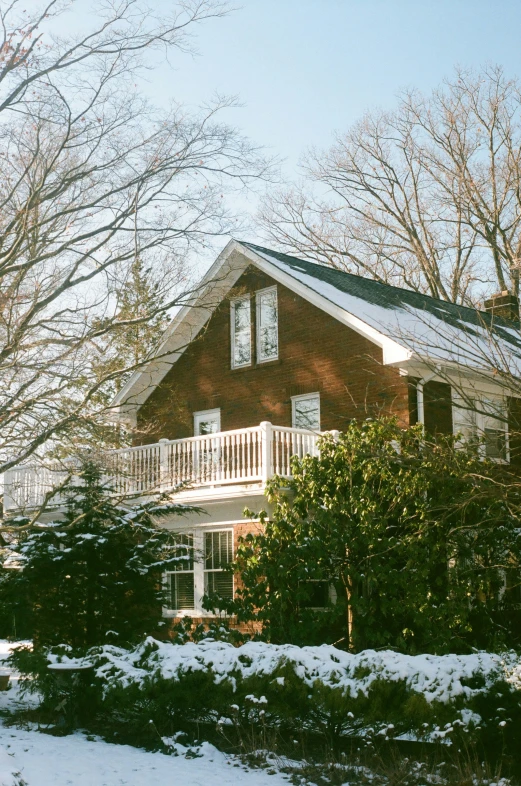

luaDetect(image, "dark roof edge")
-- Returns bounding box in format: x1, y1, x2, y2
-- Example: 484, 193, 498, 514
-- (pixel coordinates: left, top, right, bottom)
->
237, 240, 518, 330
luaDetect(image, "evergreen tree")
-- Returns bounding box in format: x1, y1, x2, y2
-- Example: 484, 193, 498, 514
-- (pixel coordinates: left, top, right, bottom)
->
0, 461, 195, 647
68, 257, 172, 452
103, 256, 171, 389
219, 419, 521, 654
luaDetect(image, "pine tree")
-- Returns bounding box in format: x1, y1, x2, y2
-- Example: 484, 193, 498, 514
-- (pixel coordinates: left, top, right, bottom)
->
93, 257, 170, 404
68, 257, 172, 451
0, 461, 195, 648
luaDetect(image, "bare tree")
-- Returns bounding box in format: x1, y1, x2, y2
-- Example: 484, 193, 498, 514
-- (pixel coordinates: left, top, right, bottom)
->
0, 0, 271, 481
259, 64, 521, 306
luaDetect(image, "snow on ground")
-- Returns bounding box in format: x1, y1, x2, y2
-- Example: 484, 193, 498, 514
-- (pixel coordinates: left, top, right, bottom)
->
0, 728, 290, 786
0, 641, 290, 786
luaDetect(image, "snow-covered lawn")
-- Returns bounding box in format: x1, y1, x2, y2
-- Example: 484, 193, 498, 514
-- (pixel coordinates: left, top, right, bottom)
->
0, 642, 290, 786
0, 728, 289, 786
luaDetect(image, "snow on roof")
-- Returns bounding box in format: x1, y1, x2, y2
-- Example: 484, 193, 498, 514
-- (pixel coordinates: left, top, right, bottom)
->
241, 242, 521, 377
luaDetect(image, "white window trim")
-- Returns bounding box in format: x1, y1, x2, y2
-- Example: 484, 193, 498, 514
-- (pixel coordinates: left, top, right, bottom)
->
163, 532, 196, 618
163, 527, 234, 618
452, 392, 510, 463
230, 295, 252, 369
291, 392, 321, 431
256, 286, 279, 363
193, 408, 221, 436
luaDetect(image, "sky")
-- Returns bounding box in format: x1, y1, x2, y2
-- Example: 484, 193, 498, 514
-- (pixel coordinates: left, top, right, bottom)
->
155, 0, 521, 172
57, 0, 521, 255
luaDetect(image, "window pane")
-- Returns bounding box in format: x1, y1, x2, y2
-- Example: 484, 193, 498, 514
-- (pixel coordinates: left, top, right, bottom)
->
482, 399, 507, 460
172, 534, 194, 571
197, 418, 219, 436
257, 289, 278, 361
453, 396, 508, 460
232, 298, 251, 367
452, 397, 477, 444
169, 572, 195, 610
293, 395, 320, 430
484, 428, 506, 460
205, 571, 233, 600
300, 581, 329, 609
205, 531, 232, 570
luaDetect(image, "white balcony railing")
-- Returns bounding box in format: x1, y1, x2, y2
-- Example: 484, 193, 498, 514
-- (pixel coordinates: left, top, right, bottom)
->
3, 422, 321, 512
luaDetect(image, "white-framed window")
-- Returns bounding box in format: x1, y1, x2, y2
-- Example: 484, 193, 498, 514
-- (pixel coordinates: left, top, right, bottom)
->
452, 394, 509, 462
204, 529, 234, 601
164, 528, 234, 616
166, 534, 195, 612
292, 392, 321, 430
256, 287, 278, 362
230, 296, 252, 368
193, 408, 221, 436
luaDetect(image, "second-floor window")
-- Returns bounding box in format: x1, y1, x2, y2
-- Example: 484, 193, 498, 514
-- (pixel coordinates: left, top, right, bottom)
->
231, 296, 252, 368
256, 287, 278, 362
292, 392, 321, 430
452, 395, 508, 461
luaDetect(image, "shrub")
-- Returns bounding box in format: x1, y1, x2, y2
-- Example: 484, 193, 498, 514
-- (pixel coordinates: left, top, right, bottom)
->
0, 461, 199, 647
9, 637, 521, 757
220, 419, 521, 653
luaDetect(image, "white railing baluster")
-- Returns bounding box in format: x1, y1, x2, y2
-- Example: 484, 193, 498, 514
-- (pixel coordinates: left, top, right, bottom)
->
3, 424, 324, 510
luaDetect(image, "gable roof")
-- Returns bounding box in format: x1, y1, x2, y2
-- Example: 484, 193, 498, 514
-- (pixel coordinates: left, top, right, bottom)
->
112, 240, 521, 422
241, 242, 521, 373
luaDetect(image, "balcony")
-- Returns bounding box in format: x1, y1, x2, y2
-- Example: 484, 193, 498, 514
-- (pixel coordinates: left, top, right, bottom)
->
3, 422, 321, 512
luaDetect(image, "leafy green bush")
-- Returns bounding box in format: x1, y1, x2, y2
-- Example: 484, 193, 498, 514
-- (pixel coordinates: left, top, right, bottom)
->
218, 419, 521, 653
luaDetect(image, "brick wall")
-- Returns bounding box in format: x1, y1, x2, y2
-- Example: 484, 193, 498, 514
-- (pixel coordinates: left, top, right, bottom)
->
138, 266, 412, 439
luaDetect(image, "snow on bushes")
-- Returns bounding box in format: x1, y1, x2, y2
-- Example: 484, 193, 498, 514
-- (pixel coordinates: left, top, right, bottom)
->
47, 637, 510, 705
19, 638, 519, 750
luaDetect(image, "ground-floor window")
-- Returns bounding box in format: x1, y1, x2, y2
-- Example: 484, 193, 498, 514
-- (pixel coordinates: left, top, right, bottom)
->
299, 580, 333, 609
164, 528, 233, 616
204, 530, 234, 600
167, 533, 195, 611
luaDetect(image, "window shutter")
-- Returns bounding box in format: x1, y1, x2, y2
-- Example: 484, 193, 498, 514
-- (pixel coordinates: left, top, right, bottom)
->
423, 381, 453, 436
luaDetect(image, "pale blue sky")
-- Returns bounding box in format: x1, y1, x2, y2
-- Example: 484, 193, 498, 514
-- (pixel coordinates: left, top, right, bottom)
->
57, 0, 521, 256
152, 0, 521, 178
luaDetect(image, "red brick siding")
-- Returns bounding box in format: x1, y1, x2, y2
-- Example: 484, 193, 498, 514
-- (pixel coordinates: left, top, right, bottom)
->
138, 267, 411, 439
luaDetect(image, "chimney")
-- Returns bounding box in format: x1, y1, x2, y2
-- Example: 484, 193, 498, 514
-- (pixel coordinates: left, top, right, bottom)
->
483, 290, 520, 322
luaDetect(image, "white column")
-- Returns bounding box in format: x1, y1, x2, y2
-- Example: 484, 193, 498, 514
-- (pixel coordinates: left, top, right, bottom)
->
193, 528, 205, 615
417, 381, 425, 426
158, 438, 170, 491
260, 421, 272, 484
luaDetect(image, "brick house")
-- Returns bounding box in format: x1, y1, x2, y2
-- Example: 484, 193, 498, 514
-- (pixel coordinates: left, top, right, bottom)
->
6, 240, 521, 621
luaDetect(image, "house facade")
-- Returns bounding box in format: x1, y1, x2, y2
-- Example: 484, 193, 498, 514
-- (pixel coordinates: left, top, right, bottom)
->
6, 240, 521, 623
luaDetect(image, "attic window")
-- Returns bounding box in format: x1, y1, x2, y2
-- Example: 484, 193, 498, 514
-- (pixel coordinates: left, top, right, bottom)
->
256, 287, 278, 362
231, 296, 252, 368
